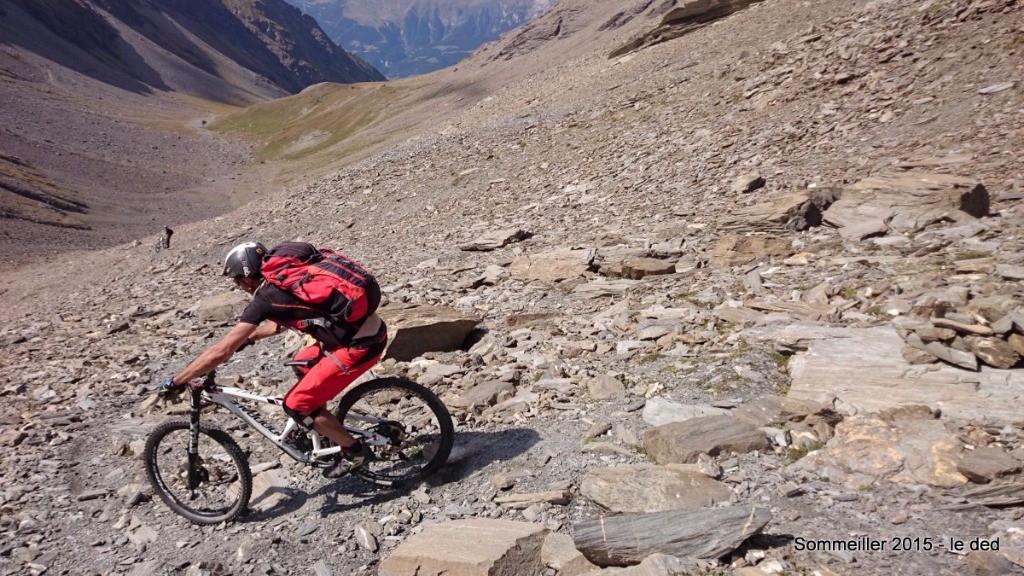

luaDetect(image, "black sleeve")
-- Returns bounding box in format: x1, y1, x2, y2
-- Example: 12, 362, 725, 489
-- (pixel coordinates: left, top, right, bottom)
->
238, 292, 271, 325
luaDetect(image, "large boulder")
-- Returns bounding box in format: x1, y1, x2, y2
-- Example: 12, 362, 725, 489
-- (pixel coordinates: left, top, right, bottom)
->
380, 305, 481, 361
644, 415, 770, 464
823, 172, 989, 235
573, 506, 771, 566
581, 464, 733, 513
378, 518, 547, 576
788, 408, 968, 489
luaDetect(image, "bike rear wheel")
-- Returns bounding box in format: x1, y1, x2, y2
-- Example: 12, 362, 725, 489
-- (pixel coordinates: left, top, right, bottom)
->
144, 418, 252, 524
335, 377, 454, 486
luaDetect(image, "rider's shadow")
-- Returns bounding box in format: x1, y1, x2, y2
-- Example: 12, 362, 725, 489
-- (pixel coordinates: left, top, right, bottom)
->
243, 427, 542, 520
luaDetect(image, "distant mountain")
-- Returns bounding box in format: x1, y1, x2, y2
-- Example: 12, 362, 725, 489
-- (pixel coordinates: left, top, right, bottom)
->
286, 0, 555, 78
1, 0, 384, 100
0, 0, 385, 260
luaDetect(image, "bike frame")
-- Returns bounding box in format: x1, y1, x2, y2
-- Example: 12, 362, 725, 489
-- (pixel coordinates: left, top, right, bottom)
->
186, 372, 388, 466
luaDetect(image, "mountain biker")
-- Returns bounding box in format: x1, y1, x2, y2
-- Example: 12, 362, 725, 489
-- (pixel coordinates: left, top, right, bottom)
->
158, 241, 387, 478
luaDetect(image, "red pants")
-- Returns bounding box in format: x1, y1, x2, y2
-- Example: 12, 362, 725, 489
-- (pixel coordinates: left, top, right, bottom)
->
283, 336, 385, 414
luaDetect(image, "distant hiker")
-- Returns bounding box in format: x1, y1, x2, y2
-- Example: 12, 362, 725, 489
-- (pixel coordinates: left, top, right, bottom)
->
155, 227, 174, 252
158, 241, 386, 478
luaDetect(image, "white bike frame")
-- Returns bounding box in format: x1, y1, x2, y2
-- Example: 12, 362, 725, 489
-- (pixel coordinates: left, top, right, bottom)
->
202, 384, 388, 465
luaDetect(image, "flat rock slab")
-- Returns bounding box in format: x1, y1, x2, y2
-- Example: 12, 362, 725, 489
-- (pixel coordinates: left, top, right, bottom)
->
823, 172, 989, 233
573, 506, 771, 566
957, 446, 1023, 484
379, 518, 547, 576
789, 412, 967, 489
621, 257, 677, 279
644, 414, 770, 464
196, 291, 250, 322
642, 396, 729, 426
580, 464, 733, 513
510, 248, 593, 282
711, 234, 791, 268
753, 324, 1024, 427
381, 305, 482, 361
732, 395, 825, 426
611, 0, 768, 58
459, 228, 531, 251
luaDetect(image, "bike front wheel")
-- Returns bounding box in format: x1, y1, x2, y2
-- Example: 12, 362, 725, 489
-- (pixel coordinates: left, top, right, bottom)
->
143, 418, 252, 524
335, 377, 454, 487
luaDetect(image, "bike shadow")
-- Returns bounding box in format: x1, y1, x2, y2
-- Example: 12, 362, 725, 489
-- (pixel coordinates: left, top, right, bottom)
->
243, 427, 541, 521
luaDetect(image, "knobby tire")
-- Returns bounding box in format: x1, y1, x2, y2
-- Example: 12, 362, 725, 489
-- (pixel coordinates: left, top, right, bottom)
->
334, 377, 454, 487
144, 418, 252, 525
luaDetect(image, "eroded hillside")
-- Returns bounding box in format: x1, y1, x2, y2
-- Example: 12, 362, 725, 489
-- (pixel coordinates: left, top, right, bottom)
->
0, 0, 1022, 575
0, 0, 383, 265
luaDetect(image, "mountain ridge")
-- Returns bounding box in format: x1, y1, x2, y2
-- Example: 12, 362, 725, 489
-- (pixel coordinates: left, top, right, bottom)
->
0, 2, 1022, 574
0, 0, 385, 263
287, 0, 556, 78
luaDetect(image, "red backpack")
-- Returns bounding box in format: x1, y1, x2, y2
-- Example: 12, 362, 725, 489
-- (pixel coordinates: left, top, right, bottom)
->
261, 242, 381, 323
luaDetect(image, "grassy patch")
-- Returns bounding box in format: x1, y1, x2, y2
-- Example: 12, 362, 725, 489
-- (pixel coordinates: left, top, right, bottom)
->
787, 440, 826, 463
209, 83, 411, 164
770, 350, 790, 368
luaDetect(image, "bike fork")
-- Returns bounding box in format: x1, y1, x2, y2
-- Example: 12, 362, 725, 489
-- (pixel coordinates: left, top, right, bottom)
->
186, 386, 203, 490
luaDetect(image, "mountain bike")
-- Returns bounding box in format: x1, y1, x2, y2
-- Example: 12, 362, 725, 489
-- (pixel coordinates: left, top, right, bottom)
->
143, 370, 454, 524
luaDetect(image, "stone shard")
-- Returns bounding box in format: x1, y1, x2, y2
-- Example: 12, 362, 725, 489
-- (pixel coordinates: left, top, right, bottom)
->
573, 506, 771, 566
621, 257, 677, 279
644, 415, 770, 464
732, 396, 828, 427
378, 518, 547, 576
580, 464, 733, 513
459, 228, 531, 251
610, 0, 769, 58
1009, 334, 1024, 357
969, 337, 1020, 369
956, 446, 1023, 484
731, 187, 841, 231
381, 305, 481, 361
541, 532, 599, 576
905, 333, 979, 370
732, 172, 766, 194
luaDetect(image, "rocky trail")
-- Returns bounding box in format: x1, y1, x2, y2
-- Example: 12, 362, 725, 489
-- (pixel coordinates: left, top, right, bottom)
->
1, 0, 1023, 575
